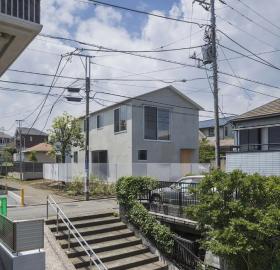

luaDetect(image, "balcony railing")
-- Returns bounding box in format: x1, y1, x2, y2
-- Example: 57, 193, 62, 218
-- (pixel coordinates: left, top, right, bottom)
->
230, 143, 280, 153
0, 0, 40, 24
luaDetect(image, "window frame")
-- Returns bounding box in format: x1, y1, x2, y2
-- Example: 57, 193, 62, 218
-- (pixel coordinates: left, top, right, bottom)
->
114, 106, 127, 134
143, 105, 171, 142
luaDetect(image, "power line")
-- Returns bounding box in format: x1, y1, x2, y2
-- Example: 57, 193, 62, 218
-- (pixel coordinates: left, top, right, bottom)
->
218, 30, 280, 71
26, 56, 67, 135
219, 45, 252, 102
223, 1, 280, 39
91, 96, 215, 119
236, 0, 280, 32
219, 44, 280, 70
81, 0, 208, 27
217, 14, 278, 50
218, 80, 280, 100
93, 89, 237, 116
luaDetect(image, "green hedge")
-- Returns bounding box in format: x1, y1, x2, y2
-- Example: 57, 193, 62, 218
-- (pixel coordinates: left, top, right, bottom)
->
116, 176, 174, 254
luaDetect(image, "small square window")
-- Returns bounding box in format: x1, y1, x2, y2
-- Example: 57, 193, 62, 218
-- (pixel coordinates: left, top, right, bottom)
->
138, 150, 147, 161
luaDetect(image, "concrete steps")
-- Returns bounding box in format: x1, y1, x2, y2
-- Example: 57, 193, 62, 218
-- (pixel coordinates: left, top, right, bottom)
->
46, 212, 168, 270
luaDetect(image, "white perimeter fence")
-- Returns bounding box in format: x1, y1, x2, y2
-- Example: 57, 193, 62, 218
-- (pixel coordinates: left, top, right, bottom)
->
43, 163, 210, 183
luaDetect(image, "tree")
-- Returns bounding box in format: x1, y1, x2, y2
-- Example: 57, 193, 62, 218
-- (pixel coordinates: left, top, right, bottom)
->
49, 113, 84, 163
28, 151, 38, 162
199, 138, 215, 163
187, 170, 280, 270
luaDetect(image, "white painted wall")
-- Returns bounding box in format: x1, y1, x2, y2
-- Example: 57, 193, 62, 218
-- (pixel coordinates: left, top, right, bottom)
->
226, 151, 280, 176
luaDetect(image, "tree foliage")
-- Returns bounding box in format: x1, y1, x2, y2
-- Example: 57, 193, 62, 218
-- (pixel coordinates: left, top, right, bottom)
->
199, 138, 215, 163
116, 176, 174, 254
48, 113, 84, 163
28, 150, 38, 162
187, 170, 280, 270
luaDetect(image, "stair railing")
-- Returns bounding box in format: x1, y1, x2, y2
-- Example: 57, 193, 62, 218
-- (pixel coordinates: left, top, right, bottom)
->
46, 195, 107, 270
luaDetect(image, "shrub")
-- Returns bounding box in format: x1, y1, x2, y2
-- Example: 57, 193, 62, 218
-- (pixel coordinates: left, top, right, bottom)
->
67, 177, 83, 195
116, 176, 174, 254
186, 170, 280, 270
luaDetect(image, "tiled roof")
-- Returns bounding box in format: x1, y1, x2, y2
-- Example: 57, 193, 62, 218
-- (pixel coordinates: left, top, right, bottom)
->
17, 127, 48, 136
23, 143, 52, 153
199, 116, 234, 129
233, 98, 280, 121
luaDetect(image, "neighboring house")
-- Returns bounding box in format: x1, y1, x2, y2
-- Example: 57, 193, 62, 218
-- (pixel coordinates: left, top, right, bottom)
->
226, 98, 280, 175
0, 130, 12, 150
22, 143, 55, 163
199, 117, 234, 154
15, 127, 48, 151
0, 0, 42, 75
72, 86, 204, 181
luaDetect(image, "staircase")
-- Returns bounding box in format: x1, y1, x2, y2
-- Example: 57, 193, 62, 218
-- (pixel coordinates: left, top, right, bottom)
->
46, 212, 168, 270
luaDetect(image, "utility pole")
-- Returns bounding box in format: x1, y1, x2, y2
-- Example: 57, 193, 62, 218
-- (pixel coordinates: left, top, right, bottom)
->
65, 52, 92, 201
193, 0, 221, 168
16, 120, 23, 180
85, 56, 91, 201
210, 0, 221, 169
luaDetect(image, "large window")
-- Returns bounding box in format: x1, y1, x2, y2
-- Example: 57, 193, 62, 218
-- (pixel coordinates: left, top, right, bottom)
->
97, 114, 103, 129
239, 128, 261, 151
268, 126, 280, 150
144, 106, 170, 141
114, 107, 127, 133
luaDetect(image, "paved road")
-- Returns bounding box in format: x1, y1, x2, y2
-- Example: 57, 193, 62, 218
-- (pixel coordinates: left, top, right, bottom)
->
8, 198, 118, 220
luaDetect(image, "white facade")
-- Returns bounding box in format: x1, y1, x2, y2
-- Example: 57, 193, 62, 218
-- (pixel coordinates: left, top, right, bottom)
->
69, 86, 203, 181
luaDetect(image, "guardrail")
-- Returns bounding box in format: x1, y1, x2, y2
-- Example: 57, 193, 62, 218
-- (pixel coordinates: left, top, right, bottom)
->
0, 214, 44, 253
0, 0, 41, 24
230, 143, 280, 152
46, 195, 107, 270
172, 235, 220, 270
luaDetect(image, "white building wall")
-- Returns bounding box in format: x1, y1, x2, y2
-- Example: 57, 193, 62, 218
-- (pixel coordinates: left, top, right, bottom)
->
226, 151, 280, 176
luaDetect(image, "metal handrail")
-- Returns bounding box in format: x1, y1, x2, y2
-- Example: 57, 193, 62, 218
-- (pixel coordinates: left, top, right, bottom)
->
46, 195, 107, 270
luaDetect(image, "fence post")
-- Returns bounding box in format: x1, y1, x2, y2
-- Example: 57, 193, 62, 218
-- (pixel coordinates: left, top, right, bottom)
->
46, 196, 49, 219
67, 221, 71, 252
20, 189, 24, 207
56, 208, 59, 235
179, 186, 183, 217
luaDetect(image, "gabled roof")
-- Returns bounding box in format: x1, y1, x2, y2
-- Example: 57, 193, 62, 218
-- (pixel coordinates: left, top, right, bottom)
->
23, 143, 52, 153
16, 127, 48, 136
199, 116, 234, 129
80, 85, 203, 119
0, 132, 12, 139
233, 98, 280, 121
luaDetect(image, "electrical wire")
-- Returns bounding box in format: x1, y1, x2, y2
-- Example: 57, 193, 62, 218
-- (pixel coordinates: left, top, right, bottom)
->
223, 1, 280, 39
81, 0, 208, 27
236, 0, 280, 32
218, 30, 280, 71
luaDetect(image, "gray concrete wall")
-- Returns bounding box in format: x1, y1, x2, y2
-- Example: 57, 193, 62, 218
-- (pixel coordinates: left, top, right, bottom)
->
0, 242, 45, 270
131, 88, 199, 163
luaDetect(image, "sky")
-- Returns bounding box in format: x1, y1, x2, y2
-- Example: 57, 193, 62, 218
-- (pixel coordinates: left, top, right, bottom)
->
1, 0, 280, 135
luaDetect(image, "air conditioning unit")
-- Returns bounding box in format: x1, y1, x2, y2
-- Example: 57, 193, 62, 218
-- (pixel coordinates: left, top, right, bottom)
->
201, 45, 213, 65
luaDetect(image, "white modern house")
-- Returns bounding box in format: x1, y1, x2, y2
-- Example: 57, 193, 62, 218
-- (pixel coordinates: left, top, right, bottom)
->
226, 98, 280, 176
0, 0, 42, 75
44, 86, 209, 182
